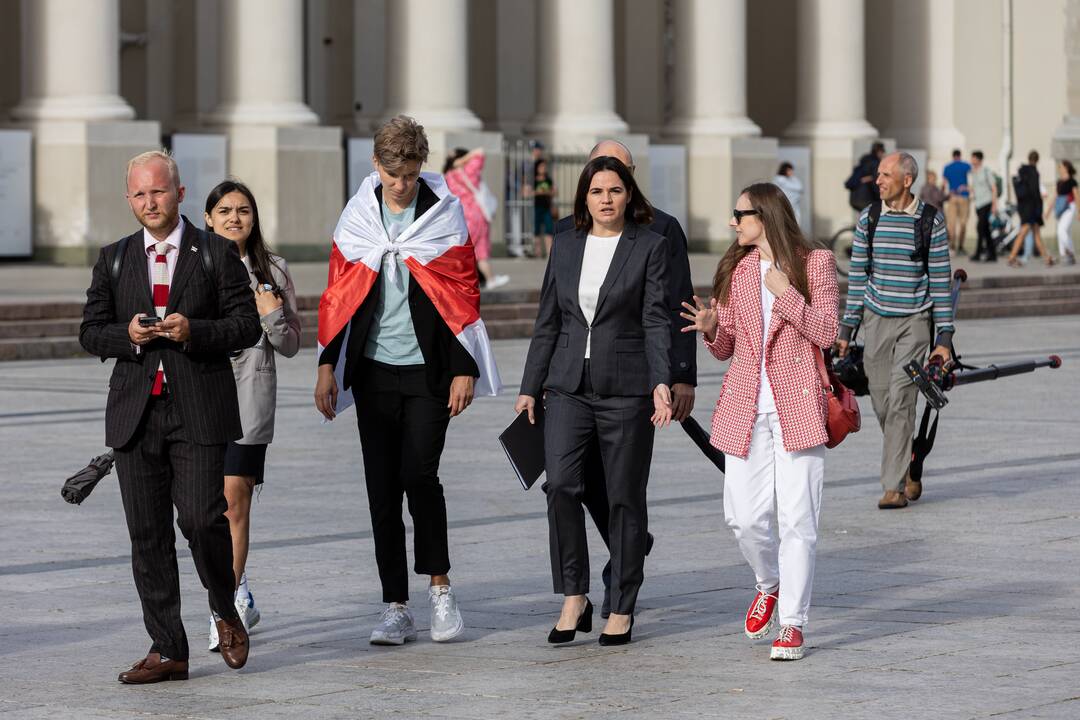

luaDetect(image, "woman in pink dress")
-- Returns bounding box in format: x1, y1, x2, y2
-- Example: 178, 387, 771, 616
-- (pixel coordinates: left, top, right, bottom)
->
444, 148, 509, 289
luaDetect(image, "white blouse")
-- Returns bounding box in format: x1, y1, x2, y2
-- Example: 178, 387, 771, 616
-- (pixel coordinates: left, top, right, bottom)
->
578, 233, 621, 358
757, 260, 777, 413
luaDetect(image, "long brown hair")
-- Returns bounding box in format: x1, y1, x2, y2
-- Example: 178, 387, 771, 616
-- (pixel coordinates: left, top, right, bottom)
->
204, 180, 282, 289
712, 182, 814, 305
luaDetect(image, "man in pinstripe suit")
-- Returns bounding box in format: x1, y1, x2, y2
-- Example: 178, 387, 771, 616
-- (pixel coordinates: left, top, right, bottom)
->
80, 151, 261, 683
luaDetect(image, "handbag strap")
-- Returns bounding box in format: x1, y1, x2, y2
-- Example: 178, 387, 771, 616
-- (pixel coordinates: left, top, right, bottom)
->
814, 348, 833, 393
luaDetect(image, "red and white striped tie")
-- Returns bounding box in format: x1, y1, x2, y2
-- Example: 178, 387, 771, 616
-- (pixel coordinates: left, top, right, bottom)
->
151, 240, 170, 396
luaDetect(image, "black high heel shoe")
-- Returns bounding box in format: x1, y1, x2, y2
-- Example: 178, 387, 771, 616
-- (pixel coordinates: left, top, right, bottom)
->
598, 615, 634, 646
548, 598, 593, 644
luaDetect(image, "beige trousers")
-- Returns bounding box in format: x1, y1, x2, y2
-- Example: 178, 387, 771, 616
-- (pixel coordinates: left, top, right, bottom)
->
862, 310, 932, 492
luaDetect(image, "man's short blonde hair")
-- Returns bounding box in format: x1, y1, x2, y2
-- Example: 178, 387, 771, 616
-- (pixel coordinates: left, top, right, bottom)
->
126, 149, 181, 190
373, 115, 429, 172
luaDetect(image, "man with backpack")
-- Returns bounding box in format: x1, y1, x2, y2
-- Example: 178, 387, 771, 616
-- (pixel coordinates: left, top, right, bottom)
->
835, 152, 954, 510
845, 142, 886, 212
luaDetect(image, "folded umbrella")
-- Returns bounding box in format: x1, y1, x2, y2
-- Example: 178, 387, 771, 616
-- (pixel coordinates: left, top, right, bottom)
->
680, 417, 725, 474
60, 450, 115, 505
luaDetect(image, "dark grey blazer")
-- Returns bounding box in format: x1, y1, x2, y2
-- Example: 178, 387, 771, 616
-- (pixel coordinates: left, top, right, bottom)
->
80, 218, 261, 448
520, 222, 670, 398
555, 206, 696, 386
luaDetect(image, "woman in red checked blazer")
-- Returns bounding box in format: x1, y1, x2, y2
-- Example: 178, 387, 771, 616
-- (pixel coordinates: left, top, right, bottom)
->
683, 182, 838, 662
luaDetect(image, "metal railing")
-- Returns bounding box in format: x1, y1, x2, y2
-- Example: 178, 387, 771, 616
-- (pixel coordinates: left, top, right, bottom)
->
502, 138, 588, 256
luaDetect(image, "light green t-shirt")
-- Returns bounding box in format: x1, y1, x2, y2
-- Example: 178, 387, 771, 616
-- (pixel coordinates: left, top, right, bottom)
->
363, 193, 425, 365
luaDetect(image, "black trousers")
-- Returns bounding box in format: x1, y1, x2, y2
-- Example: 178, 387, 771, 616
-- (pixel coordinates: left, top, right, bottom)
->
354, 361, 452, 603
975, 203, 995, 259
113, 394, 238, 662
544, 365, 655, 615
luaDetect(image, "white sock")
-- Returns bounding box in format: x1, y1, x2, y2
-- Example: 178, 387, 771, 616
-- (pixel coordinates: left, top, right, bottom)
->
235, 573, 250, 602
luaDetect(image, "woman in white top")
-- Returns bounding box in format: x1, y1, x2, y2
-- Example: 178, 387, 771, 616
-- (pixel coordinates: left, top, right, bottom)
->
203, 180, 301, 651
517, 156, 673, 646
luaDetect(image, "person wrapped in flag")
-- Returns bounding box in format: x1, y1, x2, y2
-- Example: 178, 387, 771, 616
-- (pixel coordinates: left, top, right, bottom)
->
315, 116, 501, 646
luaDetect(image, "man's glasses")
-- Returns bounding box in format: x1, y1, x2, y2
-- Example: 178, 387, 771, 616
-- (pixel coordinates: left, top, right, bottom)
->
732, 208, 760, 224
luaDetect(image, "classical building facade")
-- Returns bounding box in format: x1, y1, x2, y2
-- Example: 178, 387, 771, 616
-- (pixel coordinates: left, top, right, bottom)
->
0, 0, 1074, 262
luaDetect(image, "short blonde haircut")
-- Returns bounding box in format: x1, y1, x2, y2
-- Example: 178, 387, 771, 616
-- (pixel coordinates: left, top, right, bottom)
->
126, 149, 181, 190
373, 115, 429, 172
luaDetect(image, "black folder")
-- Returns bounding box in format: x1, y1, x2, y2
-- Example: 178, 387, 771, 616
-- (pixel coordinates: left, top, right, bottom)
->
498, 405, 545, 490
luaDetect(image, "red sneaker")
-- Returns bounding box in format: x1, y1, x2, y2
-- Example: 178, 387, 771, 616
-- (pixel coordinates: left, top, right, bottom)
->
744, 587, 778, 639
770, 625, 805, 660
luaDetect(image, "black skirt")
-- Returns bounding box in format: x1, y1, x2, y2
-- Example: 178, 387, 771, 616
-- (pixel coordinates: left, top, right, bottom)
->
224, 441, 267, 484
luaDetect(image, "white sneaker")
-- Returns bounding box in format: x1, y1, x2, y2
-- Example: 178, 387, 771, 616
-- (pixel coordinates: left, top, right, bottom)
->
370, 603, 418, 646
208, 614, 220, 652
429, 585, 464, 642
236, 591, 261, 630
484, 274, 510, 290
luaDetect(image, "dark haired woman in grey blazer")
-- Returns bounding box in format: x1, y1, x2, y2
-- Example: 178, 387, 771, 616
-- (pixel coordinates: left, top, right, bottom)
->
204, 180, 301, 651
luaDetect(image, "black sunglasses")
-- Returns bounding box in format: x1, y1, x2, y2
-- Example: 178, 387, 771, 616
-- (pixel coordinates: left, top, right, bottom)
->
732, 208, 760, 224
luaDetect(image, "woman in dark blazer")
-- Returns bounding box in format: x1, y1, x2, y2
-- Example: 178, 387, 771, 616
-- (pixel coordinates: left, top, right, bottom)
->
516, 156, 672, 646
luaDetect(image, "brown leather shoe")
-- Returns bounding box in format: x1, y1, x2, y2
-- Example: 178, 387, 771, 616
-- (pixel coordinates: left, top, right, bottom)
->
904, 471, 923, 501
118, 652, 188, 684
216, 617, 249, 669
877, 490, 909, 509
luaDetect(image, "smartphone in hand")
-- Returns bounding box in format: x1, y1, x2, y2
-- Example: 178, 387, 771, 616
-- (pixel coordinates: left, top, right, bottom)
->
138, 316, 161, 327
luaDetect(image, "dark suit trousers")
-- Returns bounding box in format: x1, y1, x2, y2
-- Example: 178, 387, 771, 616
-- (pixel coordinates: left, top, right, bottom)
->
544, 365, 655, 615
114, 395, 237, 662
354, 361, 452, 603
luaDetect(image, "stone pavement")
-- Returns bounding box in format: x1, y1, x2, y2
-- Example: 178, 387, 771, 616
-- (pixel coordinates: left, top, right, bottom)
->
1, 315, 1078, 719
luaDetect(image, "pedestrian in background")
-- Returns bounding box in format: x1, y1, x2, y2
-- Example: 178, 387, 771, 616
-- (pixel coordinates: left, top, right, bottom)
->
773, 162, 804, 224
682, 182, 838, 661
943, 149, 972, 255
919, 170, 948, 210
1048, 160, 1077, 265
1008, 151, 1054, 267
202, 180, 301, 653
530, 158, 556, 257
969, 151, 999, 262
444, 148, 510, 289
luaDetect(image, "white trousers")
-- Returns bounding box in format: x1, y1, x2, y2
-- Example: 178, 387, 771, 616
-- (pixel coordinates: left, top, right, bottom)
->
1057, 203, 1076, 257
723, 412, 825, 627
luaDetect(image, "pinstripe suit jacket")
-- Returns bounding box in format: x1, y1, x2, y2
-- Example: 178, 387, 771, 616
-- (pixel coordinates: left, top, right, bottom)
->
80, 218, 261, 448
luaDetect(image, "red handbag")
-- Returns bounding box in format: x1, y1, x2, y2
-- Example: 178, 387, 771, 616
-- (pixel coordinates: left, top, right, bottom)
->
815, 349, 861, 448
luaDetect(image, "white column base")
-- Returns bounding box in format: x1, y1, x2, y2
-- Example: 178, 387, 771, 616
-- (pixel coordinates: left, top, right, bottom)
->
206, 101, 319, 127
225, 125, 343, 260
11, 95, 136, 123
525, 111, 629, 140
786, 119, 878, 142
666, 116, 762, 139
20, 120, 160, 263
381, 107, 483, 134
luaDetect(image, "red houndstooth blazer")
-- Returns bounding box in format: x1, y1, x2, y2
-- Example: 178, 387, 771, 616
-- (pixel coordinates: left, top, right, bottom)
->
704, 247, 839, 457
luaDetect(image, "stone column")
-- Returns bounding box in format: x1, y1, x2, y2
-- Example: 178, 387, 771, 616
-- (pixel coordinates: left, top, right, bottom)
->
665, 0, 775, 249
208, 0, 343, 261
382, 0, 481, 132
11, 0, 159, 264
1052, 0, 1080, 162
880, 0, 964, 168
526, 0, 629, 146
785, 0, 879, 238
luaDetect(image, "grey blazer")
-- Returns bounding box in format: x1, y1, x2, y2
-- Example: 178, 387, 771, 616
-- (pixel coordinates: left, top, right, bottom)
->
231, 257, 301, 444
520, 222, 670, 398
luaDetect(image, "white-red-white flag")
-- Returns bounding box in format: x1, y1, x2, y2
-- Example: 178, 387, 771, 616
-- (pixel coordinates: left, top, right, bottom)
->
317, 171, 502, 416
